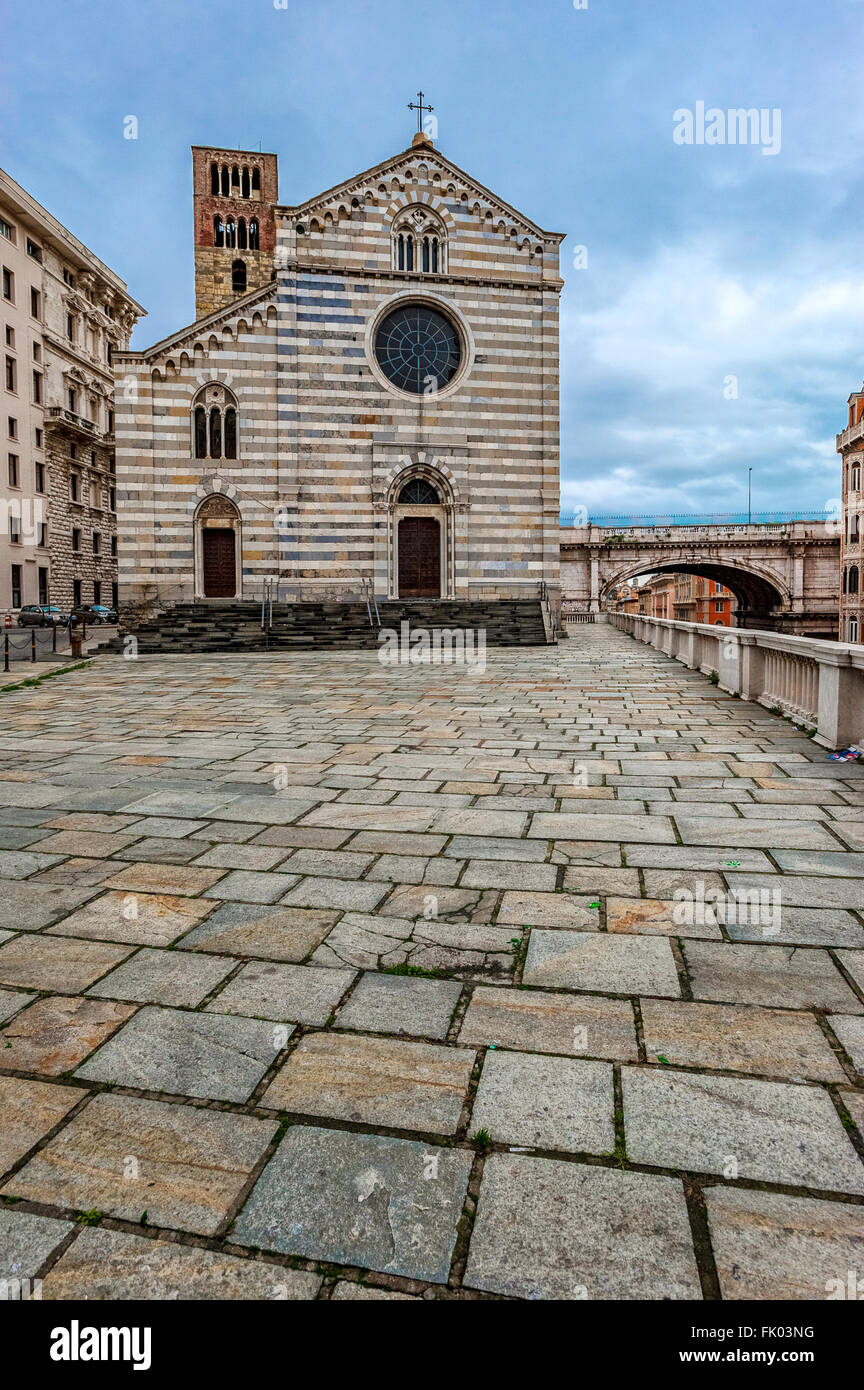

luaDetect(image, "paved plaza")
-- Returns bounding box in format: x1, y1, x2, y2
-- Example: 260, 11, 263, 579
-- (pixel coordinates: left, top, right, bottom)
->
1, 622, 863, 1300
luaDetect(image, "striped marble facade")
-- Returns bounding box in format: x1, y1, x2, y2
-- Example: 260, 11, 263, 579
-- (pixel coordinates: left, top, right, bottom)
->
113, 135, 564, 618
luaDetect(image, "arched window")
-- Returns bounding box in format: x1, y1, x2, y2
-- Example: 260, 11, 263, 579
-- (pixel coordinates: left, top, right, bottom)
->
251, 166, 260, 191
241, 166, 250, 198
850, 566, 860, 595
231, 165, 239, 188
210, 163, 219, 195
224, 408, 237, 459
225, 220, 236, 249
397, 477, 441, 504
392, 211, 446, 274
220, 165, 229, 196
209, 407, 222, 459
237, 218, 247, 250
213, 215, 224, 247
232, 259, 247, 293
192, 385, 239, 461
248, 219, 259, 250
194, 407, 207, 459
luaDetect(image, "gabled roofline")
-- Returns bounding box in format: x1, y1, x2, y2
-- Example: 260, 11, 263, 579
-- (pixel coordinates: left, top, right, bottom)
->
273, 144, 565, 242
114, 280, 273, 361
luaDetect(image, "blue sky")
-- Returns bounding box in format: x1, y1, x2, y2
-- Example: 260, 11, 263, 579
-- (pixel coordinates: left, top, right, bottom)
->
2, 0, 862, 517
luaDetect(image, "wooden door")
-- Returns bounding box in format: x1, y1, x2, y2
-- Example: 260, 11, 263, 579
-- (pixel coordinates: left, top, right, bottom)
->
202, 528, 236, 597
398, 517, 441, 597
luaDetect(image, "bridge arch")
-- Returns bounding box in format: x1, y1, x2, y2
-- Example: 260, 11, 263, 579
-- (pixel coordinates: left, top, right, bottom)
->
599, 557, 790, 625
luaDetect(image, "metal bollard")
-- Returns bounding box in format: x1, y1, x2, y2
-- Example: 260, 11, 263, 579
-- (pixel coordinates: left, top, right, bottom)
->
3, 632, 8, 673
52, 623, 57, 653
31, 629, 36, 663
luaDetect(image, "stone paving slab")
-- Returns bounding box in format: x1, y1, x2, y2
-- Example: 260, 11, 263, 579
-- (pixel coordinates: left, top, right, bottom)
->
464, 1154, 701, 1299
458, 984, 639, 1060
233, 1125, 472, 1283
0, 934, 134, 992
39, 1225, 321, 1300
0, 1074, 84, 1176
2, 1092, 277, 1234
622, 1067, 864, 1191
261, 1031, 474, 1133
683, 941, 863, 1012
178, 901, 338, 960
705, 1186, 864, 1300
334, 970, 462, 1039
1, 995, 137, 1075
0, 1208, 74, 1281
86, 946, 238, 1006
75, 1006, 286, 1102
524, 930, 681, 997
640, 998, 846, 1081
45, 891, 216, 946
207, 961, 355, 1024
470, 1050, 615, 1154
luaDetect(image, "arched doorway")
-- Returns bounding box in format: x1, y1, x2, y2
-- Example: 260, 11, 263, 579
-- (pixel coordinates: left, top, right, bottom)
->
391, 474, 449, 598
195, 495, 241, 599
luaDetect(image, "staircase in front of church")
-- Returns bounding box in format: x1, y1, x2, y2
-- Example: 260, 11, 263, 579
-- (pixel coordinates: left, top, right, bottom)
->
118, 600, 551, 654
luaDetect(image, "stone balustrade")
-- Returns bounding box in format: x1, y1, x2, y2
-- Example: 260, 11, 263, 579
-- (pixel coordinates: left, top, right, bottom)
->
609, 613, 864, 750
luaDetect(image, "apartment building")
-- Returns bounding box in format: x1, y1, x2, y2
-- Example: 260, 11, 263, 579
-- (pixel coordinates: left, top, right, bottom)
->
837, 382, 864, 643
0, 168, 143, 614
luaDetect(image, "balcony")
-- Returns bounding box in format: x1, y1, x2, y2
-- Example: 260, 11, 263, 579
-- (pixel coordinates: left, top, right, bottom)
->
45, 406, 99, 438
837, 417, 864, 451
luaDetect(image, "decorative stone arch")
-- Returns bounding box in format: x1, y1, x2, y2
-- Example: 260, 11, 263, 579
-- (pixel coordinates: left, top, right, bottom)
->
380, 458, 461, 600
193, 491, 243, 600
191, 381, 238, 461
598, 555, 792, 623
390, 203, 448, 274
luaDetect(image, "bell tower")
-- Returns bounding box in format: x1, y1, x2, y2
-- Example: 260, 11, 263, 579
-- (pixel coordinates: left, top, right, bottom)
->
191, 146, 279, 319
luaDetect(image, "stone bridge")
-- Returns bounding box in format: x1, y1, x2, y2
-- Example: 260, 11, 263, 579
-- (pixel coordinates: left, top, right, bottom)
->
560, 519, 840, 637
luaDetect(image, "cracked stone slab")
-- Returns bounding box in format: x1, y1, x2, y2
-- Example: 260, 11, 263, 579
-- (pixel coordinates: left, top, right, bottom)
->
86, 947, 238, 1008
39, 1225, 321, 1300
0, 848, 66, 878
45, 891, 216, 947
378, 884, 497, 923
640, 998, 846, 1082
470, 1050, 615, 1155
335, 971, 462, 1039
705, 1186, 864, 1300
458, 985, 638, 1060
176, 901, 338, 962
0, 934, 133, 992
524, 930, 681, 998
233, 1125, 472, 1283
1, 1092, 278, 1235
260, 1031, 475, 1134
0, 1209, 74, 1282
1, 995, 137, 1075
622, 1067, 864, 1192
75, 1005, 287, 1102
207, 960, 356, 1025
464, 1153, 700, 1299
683, 941, 863, 1013
0, 1075, 84, 1176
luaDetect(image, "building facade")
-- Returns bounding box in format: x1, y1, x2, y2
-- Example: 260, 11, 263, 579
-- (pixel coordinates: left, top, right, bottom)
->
114, 135, 563, 618
837, 384, 864, 643
0, 167, 143, 615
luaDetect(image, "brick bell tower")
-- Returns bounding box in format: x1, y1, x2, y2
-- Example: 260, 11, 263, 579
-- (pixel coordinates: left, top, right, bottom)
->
191, 146, 279, 319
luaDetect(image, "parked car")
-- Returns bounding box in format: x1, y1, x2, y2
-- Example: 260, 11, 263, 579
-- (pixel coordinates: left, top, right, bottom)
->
72, 604, 118, 626
17, 605, 72, 628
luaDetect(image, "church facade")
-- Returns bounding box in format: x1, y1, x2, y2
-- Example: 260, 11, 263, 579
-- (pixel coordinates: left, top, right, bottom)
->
113, 131, 564, 620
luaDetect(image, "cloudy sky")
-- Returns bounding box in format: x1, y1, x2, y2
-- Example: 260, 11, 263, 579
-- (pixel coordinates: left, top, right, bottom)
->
3, 0, 861, 519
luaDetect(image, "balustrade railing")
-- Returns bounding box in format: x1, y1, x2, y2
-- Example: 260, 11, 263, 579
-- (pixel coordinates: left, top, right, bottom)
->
609, 613, 864, 750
